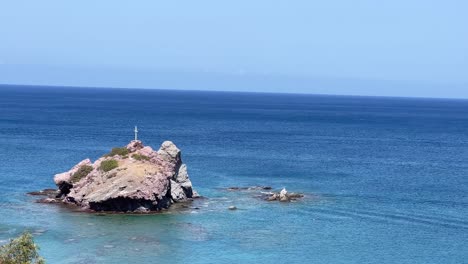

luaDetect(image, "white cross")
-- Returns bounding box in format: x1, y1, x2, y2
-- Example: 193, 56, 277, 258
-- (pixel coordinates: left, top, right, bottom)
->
134, 126, 138, 141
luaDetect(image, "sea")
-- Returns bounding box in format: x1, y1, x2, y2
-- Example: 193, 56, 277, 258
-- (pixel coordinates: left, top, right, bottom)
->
0, 85, 467, 263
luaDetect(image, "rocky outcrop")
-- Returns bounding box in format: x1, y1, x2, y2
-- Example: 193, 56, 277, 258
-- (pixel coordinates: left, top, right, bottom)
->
224, 186, 304, 202
49, 140, 197, 212
265, 188, 304, 202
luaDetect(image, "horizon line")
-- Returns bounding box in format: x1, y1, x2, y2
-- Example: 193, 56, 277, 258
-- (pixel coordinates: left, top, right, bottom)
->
1, 82, 468, 101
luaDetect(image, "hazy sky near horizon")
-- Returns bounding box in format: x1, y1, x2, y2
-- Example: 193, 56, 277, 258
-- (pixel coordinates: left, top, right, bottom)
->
1, 1, 467, 97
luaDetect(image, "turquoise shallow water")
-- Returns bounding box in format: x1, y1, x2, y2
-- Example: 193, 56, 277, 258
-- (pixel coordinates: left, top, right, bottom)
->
0, 85, 467, 263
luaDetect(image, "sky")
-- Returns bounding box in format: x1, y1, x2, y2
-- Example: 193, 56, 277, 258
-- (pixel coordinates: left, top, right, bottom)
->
0, 0, 467, 98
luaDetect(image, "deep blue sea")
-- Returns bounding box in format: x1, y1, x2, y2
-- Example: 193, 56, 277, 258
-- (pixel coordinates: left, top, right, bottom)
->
0, 85, 467, 263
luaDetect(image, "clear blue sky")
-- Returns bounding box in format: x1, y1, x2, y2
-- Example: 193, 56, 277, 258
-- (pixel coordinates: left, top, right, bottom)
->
0, 0, 467, 98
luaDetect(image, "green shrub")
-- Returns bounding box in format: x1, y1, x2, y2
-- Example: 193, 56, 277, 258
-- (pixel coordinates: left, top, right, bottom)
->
104, 147, 129, 157
0, 232, 45, 264
71, 165, 93, 183
100, 159, 119, 172
132, 154, 150, 161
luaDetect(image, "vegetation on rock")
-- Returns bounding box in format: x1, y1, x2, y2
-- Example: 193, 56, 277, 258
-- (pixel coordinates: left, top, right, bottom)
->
104, 147, 129, 157
0, 232, 45, 264
132, 153, 150, 161
70, 165, 93, 183
100, 159, 119, 172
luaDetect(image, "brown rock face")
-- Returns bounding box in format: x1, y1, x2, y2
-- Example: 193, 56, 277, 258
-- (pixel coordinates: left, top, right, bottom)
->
53, 140, 197, 212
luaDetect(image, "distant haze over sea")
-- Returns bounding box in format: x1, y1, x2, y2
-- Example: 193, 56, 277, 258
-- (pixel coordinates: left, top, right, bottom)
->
0, 65, 467, 99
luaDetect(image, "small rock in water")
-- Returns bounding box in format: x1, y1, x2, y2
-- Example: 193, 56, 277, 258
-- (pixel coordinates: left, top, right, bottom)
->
288, 193, 304, 199
192, 191, 201, 198
134, 206, 149, 213
267, 193, 278, 201
264, 188, 304, 202
223, 186, 304, 203
27, 189, 58, 196
228, 206, 237, 210
37, 198, 59, 204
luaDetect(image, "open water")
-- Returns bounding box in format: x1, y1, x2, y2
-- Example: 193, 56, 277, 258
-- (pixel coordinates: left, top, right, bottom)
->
0, 85, 467, 263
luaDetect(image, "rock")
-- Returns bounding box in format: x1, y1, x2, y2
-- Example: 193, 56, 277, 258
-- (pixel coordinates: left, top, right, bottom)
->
37, 198, 59, 204
279, 188, 290, 202
134, 206, 149, 213
157, 141, 182, 165
27, 189, 58, 196
138, 146, 155, 158
175, 164, 189, 183
54, 159, 92, 185
170, 180, 187, 201
192, 190, 201, 198
223, 186, 304, 203
266, 193, 278, 201
263, 188, 304, 202
46, 140, 198, 212
161, 143, 193, 201
288, 193, 304, 199
53, 158, 92, 197
228, 206, 237, 210
126, 140, 144, 152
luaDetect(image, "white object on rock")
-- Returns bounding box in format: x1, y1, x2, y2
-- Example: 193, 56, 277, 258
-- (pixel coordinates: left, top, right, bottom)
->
279, 188, 290, 202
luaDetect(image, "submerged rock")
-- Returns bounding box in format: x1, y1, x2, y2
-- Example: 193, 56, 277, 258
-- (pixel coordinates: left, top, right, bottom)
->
45, 140, 198, 213
27, 189, 58, 196
36, 197, 60, 204
226, 186, 272, 191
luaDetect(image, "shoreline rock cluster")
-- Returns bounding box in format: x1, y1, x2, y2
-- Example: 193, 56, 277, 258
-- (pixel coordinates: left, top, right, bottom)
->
36, 140, 198, 213
226, 186, 304, 202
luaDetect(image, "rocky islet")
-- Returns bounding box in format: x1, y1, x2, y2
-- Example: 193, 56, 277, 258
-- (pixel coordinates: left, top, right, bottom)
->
47, 140, 197, 212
